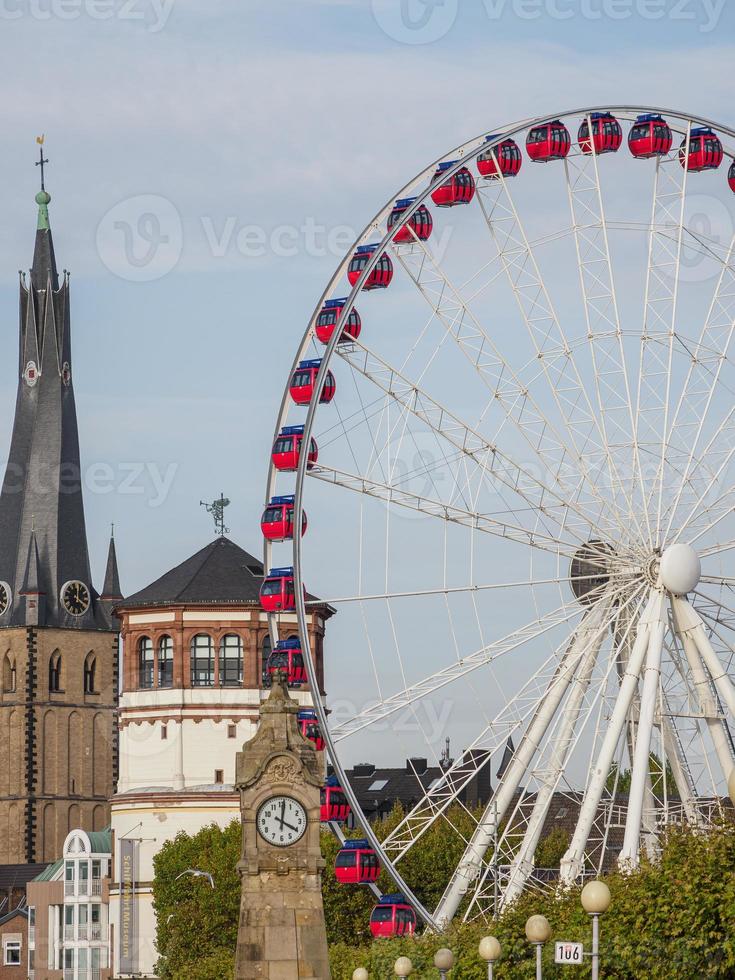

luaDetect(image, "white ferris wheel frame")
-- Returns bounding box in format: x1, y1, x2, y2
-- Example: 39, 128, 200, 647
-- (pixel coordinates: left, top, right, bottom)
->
263, 106, 735, 932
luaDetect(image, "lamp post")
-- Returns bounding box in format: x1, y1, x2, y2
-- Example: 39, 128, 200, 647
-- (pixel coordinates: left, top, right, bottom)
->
394, 957, 413, 979
434, 948, 454, 978
479, 936, 501, 980
525, 914, 552, 980
581, 880, 611, 980
352, 971, 369, 980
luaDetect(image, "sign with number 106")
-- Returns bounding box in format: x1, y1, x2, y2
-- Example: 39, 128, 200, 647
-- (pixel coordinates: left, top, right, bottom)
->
554, 941, 584, 964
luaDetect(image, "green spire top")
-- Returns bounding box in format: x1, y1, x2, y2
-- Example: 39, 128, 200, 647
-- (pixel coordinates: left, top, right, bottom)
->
35, 190, 50, 231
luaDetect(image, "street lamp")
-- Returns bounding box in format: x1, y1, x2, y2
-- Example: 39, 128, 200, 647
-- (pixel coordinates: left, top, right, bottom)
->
525, 914, 552, 980
581, 880, 611, 980
434, 948, 454, 978
352, 971, 369, 980
479, 936, 501, 980
394, 957, 413, 978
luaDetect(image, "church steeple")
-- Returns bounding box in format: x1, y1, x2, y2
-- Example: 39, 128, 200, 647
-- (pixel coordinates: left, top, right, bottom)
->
100, 529, 123, 623
0, 180, 107, 629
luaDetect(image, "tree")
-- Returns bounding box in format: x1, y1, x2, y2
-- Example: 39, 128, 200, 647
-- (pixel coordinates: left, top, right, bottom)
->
606, 753, 676, 796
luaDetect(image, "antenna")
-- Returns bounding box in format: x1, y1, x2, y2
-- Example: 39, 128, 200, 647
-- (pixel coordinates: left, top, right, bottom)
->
200, 493, 230, 536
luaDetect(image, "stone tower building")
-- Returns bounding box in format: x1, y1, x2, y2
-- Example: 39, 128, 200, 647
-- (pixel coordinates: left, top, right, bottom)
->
0, 187, 120, 865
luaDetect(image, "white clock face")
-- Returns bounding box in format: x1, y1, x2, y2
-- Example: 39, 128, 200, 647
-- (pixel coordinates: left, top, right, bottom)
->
256, 796, 307, 847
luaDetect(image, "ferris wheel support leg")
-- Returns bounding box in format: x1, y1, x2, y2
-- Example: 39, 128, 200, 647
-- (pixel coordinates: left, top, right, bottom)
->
433, 609, 603, 928
673, 597, 735, 730
618, 607, 665, 869
671, 602, 735, 786
498, 609, 607, 910
560, 590, 662, 885
659, 712, 701, 828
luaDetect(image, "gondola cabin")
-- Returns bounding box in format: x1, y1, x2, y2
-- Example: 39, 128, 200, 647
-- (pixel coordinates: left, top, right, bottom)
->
297, 709, 325, 751
260, 495, 307, 542
628, 113, 673, 159
315, 298, 362, 345
680, 127, 723, 172
729, 160, 735, 193
321, 776, 351, 823
265, 638, 306, 686
347, 245, 394, 291
271, 426, 318, 472
430, 162, 476, 207
289, 359, 336, 406
477, 135, 522, 179
335, 839, 380, 885
526, 120, 571, 162
388, 198, 434, 243
259, 566, 297, 613
578, 112, 622, 155
369, 894, 417, 938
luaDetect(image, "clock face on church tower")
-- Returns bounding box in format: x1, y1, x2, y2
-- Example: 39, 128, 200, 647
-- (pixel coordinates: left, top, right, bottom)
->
0, 582, 10, 616
60, 580, 90, 616
256, 796, 307, 847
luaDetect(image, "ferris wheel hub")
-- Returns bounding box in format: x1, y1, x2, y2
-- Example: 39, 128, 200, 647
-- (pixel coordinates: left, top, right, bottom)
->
659, 543, 701, 596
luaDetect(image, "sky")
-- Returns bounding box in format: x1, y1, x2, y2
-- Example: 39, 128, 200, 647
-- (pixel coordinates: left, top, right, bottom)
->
1, 0, 734, 769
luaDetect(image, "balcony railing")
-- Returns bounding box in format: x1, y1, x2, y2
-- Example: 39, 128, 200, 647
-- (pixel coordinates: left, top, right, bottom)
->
90, 924, 102, 940
63, 925, 74, 940
63, 970, 74, 980
64, 881, 75, 896
91, 878, 102, 895
78, 923, 88, 939
78, 880, 90, 896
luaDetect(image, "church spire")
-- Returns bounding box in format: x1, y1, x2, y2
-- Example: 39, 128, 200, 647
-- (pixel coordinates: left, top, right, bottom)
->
101, 528, 123, 610
0, 163, 109, 629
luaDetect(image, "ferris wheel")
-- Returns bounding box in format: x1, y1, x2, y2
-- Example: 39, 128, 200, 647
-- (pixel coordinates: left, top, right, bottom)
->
261, 106, 735, 930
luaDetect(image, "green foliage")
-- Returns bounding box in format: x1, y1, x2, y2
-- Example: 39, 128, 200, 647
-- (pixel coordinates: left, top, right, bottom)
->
151, 810, 735, 980
606, 753, 675, 795
534, 827, 569, 869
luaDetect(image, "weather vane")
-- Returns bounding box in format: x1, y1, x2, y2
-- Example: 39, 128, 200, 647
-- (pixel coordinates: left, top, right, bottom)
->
200, 493, 230, 536
35, 135, 48, 191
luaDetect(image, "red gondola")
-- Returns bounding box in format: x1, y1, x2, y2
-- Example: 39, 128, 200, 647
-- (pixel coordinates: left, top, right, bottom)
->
315, 299, 362, 345
261, 495, 307, 542
289, 359, 336, 406
297, 709, 325, 751
369, 894, 417, 938
430, 162, 476, 207
388, 198, 434, 243
526, 120, 571, 162
271, 426, 318, 473
729, 160, 735, 193
578, 112, 622, 155
321, 776, 351, 823
347, 245, 394, 291
260, 567, 297, 612
679, 127, 724, 172
265, 638, 306, 686
335, 839, 380, 885
628, 113, 673, 159
477, 135, 522, 179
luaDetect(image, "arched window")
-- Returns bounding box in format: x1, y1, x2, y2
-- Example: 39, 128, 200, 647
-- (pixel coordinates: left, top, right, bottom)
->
83, 654, 96, 695
219, 635, 242, 687
158, 636, 173, 688
190, 635, 214, 687
49, 653, 62, 694
2, 655, 16, 694
138, 637, 153, 689
261, 635, 272, 686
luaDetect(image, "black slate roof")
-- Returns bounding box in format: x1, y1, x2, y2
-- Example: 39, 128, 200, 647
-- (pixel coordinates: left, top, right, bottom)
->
122, 537, 266, 607
0, 863, 49, 891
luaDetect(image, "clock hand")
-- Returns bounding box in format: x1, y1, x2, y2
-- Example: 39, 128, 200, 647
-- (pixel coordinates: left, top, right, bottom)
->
281, 820, 299, 832
278, 799, 286, 828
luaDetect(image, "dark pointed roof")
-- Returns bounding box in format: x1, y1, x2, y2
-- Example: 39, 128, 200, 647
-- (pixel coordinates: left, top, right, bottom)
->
20, 529, 43, 595
0, 189, 109, 629
121, 537, 266, 608
101, 532, 122, 602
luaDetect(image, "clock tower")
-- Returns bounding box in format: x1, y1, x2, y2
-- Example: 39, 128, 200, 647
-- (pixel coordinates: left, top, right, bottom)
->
234, 673, 331, 979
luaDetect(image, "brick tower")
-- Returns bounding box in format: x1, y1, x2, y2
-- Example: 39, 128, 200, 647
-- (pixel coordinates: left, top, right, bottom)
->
0, 180, 120, 864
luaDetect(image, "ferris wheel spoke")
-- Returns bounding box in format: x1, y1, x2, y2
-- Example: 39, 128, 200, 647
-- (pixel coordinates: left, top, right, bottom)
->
434, 592, 632, 925
474, 164, 629, 539
662, 233, 735, 542
329, 597, 586, 744
634, 129, 691, 546
307, 463, 579, 556
335, 339, 600, 541
387, 228, 618, 536
563, 135, 648, 543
